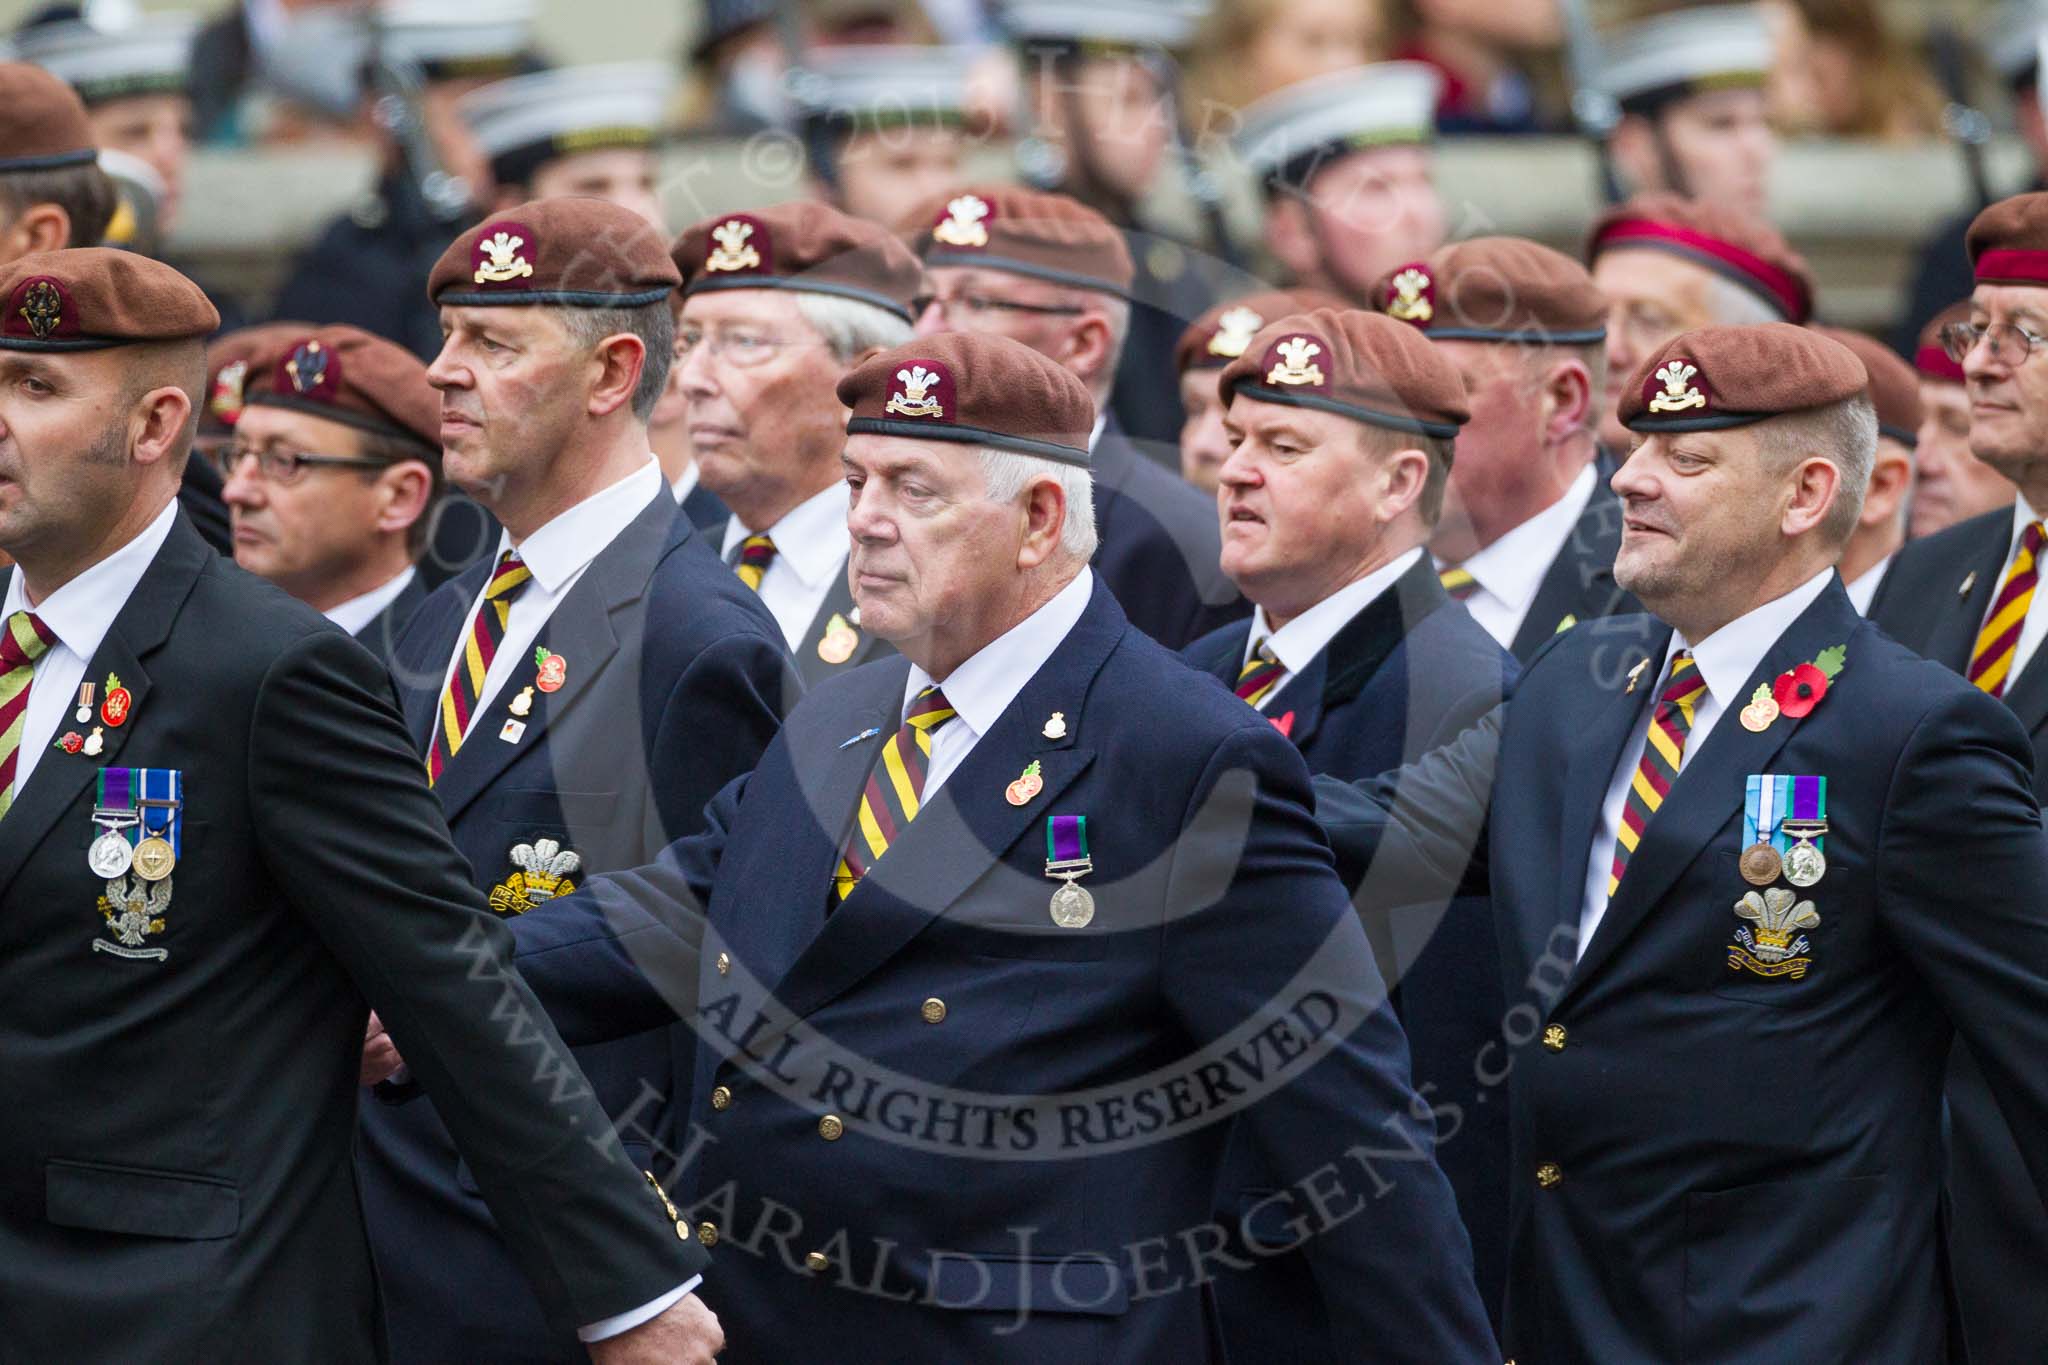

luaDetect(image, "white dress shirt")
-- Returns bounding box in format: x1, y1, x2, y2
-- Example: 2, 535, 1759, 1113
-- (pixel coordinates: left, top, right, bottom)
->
323, 566, 417, 636
0, 500, 178, 798
902, 567, 1094, 798
720, 482, 851, 651
1238, 548, 1425, 710
434, 462, 664, 745
1843, 553, 1893, 616
1576, 568, 1834, 961
1984, 494, 2048, 686
669, 462, 700, 506
1436, 464, 1597, 651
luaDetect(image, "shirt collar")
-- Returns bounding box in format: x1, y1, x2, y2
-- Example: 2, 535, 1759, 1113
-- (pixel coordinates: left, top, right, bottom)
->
1449, 464, 1598, 612
500, 460, 663, 594
2013, 492, 2043, 554
670, 463, 700, 505
903, 567, 1094, 739
323, 565, 416, 635
1246, 546, 1425, 675
721, 481, 850, 589
1669, 567, 1835, 708
1089, 414, 1107, 452
1, 500, 179, 663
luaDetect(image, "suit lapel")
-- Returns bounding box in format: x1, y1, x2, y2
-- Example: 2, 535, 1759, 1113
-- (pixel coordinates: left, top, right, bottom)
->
1923, 530, 2009, 674
396, 562, 487, 752
1512, 491, 1629, 660
0, 516, 207, 899
796, 563, 883, 686
1563, 583, 1862, 1000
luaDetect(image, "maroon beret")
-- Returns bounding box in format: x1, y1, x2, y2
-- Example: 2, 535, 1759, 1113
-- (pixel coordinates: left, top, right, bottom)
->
1219, 307, 1470, 439
837, 331, 1095, 467
673, 200, 924, 321
1376, 236, 1607, 344
1175, 288, 1346, 373
429, 197, 681, 308
1620, 323, 1867, 433
0, 248, 217, 350
244, 324, 441, 452
1587, 192, 1815, 324
0, 63, 96, 172
202, 321, 313, 435
1967, 191, 2048, 289
1914, 300, 1969, 385
908, 185, 1134, 298
1810, 326, 1920, 448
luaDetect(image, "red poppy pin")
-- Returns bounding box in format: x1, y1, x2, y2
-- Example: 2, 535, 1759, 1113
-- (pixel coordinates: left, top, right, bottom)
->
1272, 711, 1295, 738
54, 731, 82, 754
534, 647, 567, 694
101, 672, 131, 727
1770, 644, 1846, 720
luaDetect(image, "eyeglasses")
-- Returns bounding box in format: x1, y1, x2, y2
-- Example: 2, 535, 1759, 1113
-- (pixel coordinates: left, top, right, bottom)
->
911, 291, 1085, 322
216, 445, 392, 486
674, 327, 822, 370
1940, 319, 2048, 367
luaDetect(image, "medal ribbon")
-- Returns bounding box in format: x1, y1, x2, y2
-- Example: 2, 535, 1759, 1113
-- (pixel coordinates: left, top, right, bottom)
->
137, 767, 181, 857
1744, 774, 1827, 855
96, 766, 138, 847
1790, 774, 1825, 852
1046, 814, 1088, 864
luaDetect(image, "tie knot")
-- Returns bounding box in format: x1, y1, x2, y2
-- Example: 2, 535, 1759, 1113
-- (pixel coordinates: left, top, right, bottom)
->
2026, 521, 2046, 555
904, 685, 957, 734
1661, 651, 1704, 703
487, 551, 533, 602
1239, 642, 1278, 678
0, 611, 52, 671
739, 535, 777, 567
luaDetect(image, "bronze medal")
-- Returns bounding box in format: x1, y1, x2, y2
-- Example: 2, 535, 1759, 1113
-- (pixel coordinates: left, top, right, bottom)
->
1739, 842, 1781, 886
131, 835, 175, 883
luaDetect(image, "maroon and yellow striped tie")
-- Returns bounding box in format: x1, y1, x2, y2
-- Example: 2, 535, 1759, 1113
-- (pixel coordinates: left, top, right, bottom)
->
832, 686, 957, 903
1968, 520, 2047, 698
1236, 643, 1285, 710
1439, 565, 1480, 601
0, 611, 53, 817
1608, 651, 1707, 897
427, 551, 533, 785
733, 535, 777, 592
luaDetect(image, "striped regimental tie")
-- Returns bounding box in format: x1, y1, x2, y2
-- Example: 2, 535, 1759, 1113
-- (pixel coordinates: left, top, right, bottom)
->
1968, 520, 2048, 698
427, 550, 533, 785
1236, 643, 1285, 710
0, 610, 52, 818
832, 686, 957, 904
1439, 565, 1480, 601
732, 535, 777, 592
1607, 651, 1708, 897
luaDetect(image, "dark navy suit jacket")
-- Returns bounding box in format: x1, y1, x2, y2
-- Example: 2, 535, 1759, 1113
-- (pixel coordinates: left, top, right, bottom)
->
1091, 417, 1246, 649
360, 492, 794, 1364
1184, 554, 1516, 1348
348, 570, 427, 668
1507, 487, 1644, 663
510, 579, 1498, 1363
1319, 581, 2048, 1362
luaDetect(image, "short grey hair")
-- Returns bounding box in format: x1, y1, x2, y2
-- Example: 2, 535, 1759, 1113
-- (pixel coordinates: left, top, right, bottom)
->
1702, 274, 1785, 327
558, 300, 676, 421
1752, 393, 1876, 544
794, 291, 914, 364
977, 447, 1098, 560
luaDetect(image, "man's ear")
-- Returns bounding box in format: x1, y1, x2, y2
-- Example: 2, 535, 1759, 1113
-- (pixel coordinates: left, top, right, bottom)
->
3, 202, 72, 257
587, 333, 647, 419
1016, 475, 1067, 570
129, 386, 194, 470
1782, 454, 1842, 538
375, 460, 435, 537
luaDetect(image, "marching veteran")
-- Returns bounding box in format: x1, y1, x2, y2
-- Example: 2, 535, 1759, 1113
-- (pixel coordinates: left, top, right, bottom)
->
499, 331, 1500, 1361
0, 248, 719, 1360
1317, 322, 2048, 1362
1182, 306, 1517, 1344
1172, 287, 1342, 495
358, 196, 792, 1364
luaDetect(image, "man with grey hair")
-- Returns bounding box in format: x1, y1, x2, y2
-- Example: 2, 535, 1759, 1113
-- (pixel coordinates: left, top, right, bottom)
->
672, 200, 922, 682
1317, 323, 2048, 1361
494, 328, 1500, 1361
359, 197, 790, 1365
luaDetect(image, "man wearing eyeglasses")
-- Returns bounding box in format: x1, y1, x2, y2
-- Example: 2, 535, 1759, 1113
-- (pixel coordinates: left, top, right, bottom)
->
671, 199, 924, 684
220, 325, 440, 666
1869, 190, 2048, 1364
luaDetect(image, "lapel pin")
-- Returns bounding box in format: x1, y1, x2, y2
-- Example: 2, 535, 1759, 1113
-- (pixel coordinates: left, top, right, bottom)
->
817, 613, 858, 665
534, 647, 566, 694
101, 673, 132, 727
847, 606, 861, 627
508, 685, 534, 718
1042, 711, 1067, 740
55, 730, 83, 754
838, 726, 882, 750
1006, 759, 1044, 807
1739, 684, 1779, 733
82, 726, 105, 758
499, 718, 527, 745
1554, 614, 1577, 635
1272, 711, 1295, 738
1625, 659, 1649, 693
74, 681, 94, 724
1958, 571, 1978, 599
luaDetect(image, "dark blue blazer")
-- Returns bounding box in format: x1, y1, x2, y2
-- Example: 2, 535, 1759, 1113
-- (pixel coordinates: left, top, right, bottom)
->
1184, 554, 1517, 1349
349, 570, 428, 667
360, 492, 795, 1364
1508, 487, 1644, 663
705, 516, 894, 689
1319, 580, 2048, 1362
1091, 417, 1246, 649
680, 478, 729, 532
511, 580, 1498, 1363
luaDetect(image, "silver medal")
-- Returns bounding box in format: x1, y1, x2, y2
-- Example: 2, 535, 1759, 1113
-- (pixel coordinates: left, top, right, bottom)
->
89, 829, 133, 878
1783, 840, 1826, 888
1049, 879, 1095, 929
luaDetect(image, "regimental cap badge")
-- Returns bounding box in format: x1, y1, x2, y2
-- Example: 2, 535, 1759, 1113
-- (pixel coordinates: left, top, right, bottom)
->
884, 359, 954, 419
8, 276, 68, 342
1646, 358, 1709, 413
209, 359, 249, 424
1263, 333, 1328, 389
1383, 263, 1434, 325
282, 338, 339, 401
471, 222, 537, 287
1729, 886, 1820, 979
706, 215, 767, 274
931, 194, 993, 249
1207, 306, 1264, 359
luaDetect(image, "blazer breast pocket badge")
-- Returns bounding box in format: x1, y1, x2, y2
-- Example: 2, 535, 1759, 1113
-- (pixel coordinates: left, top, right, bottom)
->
486, 838, 581, 915
90, 766, 181, 962
1730, 773, 1826, 979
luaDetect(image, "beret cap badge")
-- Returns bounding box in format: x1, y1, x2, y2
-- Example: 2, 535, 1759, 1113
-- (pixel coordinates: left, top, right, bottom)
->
1646, 359, 1707, 413
1266, 335, 1327, 387
1384, 266, 1434, 323
20, 280, 61, 340
706, 219, 762, 273
285, 339, 333, 397
885, 364, 945, 419
473, 230, 534, 285
931, 194, 991, 249
1207, 306, 1263, 359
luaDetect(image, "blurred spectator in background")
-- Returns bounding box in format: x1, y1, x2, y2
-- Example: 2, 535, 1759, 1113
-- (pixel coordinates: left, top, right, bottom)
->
1386, 0, 1559, 134
1783, 0, 1941, 140
1913, 299, 2017, 539
797, 44, 970, 228
1184, 0, 1381, 120
11, 5, 196, 231
269, 0, 536, 362
1896, 1, 2047, 357
1234, 62, 1445, 304
1813, 325, 1918, 611
190, 0, 368, 147
680, 0, 939, 136
458, 61, 672, 228
1601, 2, 1777, 218
1173, 286, 1343, 493
0, 62, 116, 262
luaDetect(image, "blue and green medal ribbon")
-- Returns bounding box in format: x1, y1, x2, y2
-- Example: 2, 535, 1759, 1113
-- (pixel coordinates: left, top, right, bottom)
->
1744, 774, 1826, 857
